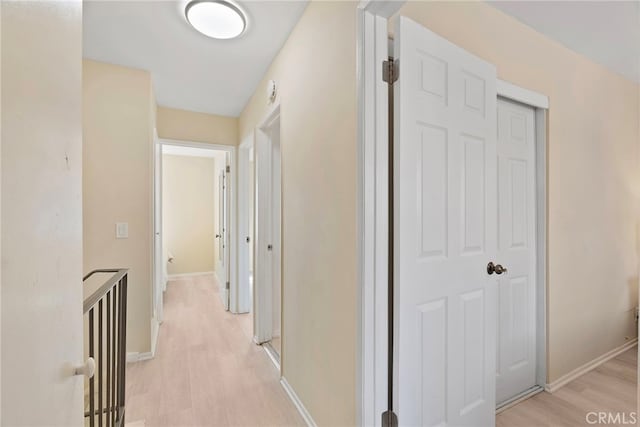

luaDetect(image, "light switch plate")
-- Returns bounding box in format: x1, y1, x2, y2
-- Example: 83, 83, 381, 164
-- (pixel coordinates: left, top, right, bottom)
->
116, 222, 129, 239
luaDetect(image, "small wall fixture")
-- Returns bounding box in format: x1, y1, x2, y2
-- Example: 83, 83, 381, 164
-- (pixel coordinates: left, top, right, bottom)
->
267, 80, 277, 104
185, 0, 247, 40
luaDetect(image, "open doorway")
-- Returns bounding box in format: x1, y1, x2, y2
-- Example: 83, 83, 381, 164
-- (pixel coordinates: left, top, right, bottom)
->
153, 140, 236, 323
254, 105, 282, 365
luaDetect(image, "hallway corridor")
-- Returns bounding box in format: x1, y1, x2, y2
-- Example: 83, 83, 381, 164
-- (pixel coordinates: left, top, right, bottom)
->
125, 275, 304, 426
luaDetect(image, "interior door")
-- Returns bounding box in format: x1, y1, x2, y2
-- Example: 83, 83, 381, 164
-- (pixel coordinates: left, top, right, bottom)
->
270, 122, 282, 355
255, 124, 274, 344
394, 16, 498, 426
237, 139, 254, 314
217, 164, 230, 310
153, 137, 163, 323
223, 154, 231, 309
496, 98, 537, 404
1, 1, 84, 423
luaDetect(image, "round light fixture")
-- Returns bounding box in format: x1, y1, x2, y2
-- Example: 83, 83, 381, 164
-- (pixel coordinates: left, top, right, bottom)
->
185, 0, 247, 40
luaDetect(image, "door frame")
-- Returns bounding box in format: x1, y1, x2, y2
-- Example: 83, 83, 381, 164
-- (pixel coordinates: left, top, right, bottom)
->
495, 83, 549, 411
253, 103, 281, 350
356, 3, 402, 425
154, 138, 238, 312
356, 4, 550, 422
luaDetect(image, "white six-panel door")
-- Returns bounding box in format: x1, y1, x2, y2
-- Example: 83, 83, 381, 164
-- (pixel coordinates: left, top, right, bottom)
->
394, 16, 498, 426
496, 98, 537, 405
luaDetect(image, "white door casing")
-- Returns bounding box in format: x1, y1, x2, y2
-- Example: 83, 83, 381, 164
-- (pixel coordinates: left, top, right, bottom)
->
158, 139, 236, 312
496, 98, 537, 404
254, 105, 281, 345
394, 16, 498, 426
357, 4, 400, 423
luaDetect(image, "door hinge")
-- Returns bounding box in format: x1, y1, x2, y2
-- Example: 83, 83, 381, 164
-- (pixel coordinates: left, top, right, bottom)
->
225, 281, 230, 290
381, 410, 398, 427
382, 58, 399, 84
226, 165, 231, 173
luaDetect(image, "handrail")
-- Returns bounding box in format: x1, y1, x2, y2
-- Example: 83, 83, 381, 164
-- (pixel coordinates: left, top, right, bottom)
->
83, 269, 128, 314
82, 268, 129, 427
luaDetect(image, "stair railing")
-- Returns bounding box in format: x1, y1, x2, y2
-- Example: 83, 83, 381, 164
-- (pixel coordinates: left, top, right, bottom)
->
83, 269, 129, 427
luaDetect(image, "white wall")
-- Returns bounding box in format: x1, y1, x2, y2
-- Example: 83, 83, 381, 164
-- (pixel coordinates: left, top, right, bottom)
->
1, 1, 84, 424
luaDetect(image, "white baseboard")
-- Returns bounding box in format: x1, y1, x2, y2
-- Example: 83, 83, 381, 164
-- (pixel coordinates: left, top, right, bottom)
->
167, 271, 214, 280
545, 338, 638, 393
496, 386, 543, 413
150, 318, 160, 357
138, 352, 154, 361
215, 270, 224, 286
262, 343, 280, 371
280, 377, 317, 427
128, 321, 162, 364
126, 351, 154, 363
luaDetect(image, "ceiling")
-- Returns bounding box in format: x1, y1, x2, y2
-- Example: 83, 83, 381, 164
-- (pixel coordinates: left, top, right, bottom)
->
489, 1, 640, 83
83, 1, 308, 117
85, 1, 639, 118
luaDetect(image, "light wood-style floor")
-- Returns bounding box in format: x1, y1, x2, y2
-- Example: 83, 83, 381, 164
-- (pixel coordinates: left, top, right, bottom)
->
497, 346, 637, 426
126, 275, 637, 426
125, 275, 305, 427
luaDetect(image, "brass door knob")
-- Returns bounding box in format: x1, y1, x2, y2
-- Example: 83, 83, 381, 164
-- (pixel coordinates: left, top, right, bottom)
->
487, 262, 507, 275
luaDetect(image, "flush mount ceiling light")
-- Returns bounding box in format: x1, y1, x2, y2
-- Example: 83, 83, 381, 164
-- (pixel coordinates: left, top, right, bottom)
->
185, 0, 247, 40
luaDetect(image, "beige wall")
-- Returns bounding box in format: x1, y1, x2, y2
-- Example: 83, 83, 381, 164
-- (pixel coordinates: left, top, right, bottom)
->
239, 1, 358, 425
156, 106, 234, 276
393, 2, 640, 383
2, 1, 84, 424
157, 106, 238, 146
83, 59, 155, 354
163, 154, 216, 275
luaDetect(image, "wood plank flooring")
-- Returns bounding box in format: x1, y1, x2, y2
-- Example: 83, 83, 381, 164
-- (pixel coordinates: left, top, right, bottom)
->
125, 275, 305, 427
126, 275, 637, 426
497, 347, 638, 427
